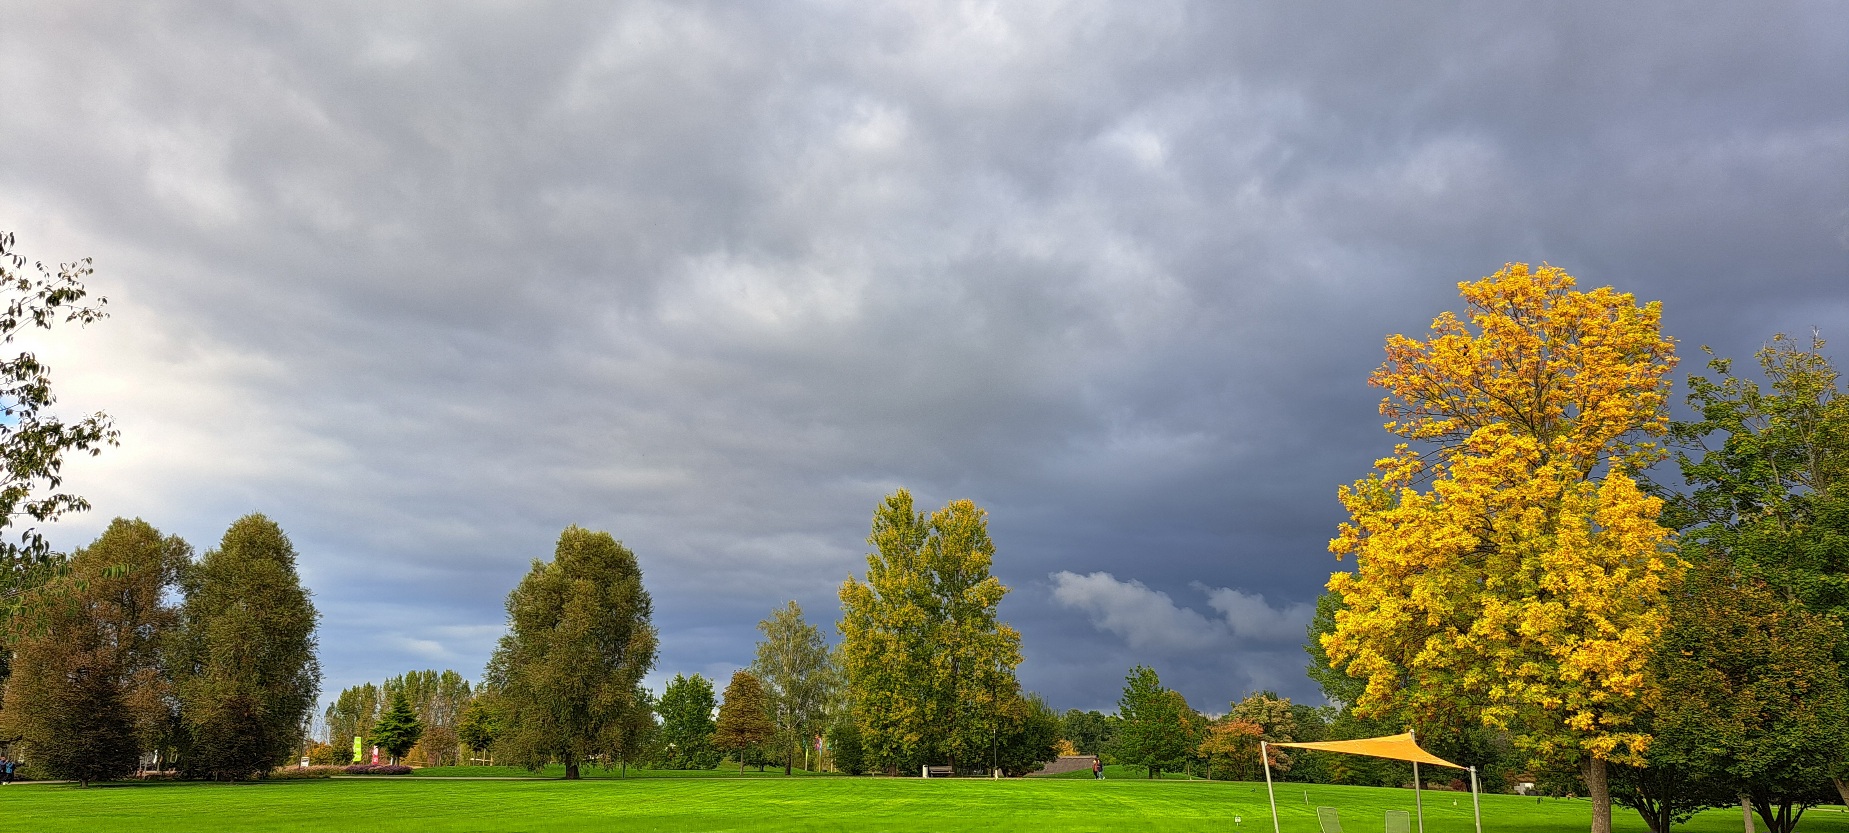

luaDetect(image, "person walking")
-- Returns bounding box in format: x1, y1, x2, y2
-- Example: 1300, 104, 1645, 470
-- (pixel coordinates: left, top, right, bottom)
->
1092, 757, 1102, 780
2, 756, 14, 784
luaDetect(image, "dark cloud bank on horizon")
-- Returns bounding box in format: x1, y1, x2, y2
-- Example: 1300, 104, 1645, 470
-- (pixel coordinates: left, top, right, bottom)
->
1, 2, 1844, 714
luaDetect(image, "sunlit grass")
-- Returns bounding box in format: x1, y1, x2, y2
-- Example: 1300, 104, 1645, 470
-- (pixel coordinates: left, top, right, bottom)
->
1, 774, 1844, 832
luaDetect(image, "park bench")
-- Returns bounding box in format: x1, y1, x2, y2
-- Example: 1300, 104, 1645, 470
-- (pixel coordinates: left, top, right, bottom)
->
923, 765, 954, 778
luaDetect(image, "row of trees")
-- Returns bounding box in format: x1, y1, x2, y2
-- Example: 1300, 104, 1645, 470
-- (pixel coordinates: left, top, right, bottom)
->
0, 515, 321, 784
450, 502, 1060, 779
1314, 264, 1849, 833
323, 670, 474, 766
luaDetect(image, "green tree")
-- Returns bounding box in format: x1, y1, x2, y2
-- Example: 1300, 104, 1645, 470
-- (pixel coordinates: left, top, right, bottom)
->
0, 232, 118, 690
1665, 334, 1849, 806
1640, 560, 1848, 833
486, 526, 656, 780
991, 692, 1061, 776
1060, 709, 1114, 756
751, 601, 834, 774
171, 514, 321, 780
1113, 666, 1197, 779
714, 669, 775, 774
372, 688, 424, 764
838, 489, 1022, 773
827, 716, 865, 774
324, 683, 382, 762
383, 669, 472, 766
657, 673, 720, 770
456, 690, 504, 763
613, 684, 659, 773
0, 518, 187, 784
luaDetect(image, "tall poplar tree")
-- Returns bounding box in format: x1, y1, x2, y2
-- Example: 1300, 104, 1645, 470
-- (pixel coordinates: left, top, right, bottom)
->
838, 490, 1022, 773
751, 601, 833, 774
486, 526, 657, 780
0, 518, 188, 784
172, 514, 322, 780
1324, 264, 1680, 833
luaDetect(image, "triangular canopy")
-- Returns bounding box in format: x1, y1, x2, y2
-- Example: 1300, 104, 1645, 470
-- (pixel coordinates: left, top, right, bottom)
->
1270, 732, 1463, 769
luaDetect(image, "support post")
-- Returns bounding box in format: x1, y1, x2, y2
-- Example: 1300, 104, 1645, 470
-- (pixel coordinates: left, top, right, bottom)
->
1470, 766, 1482, 833
1263, 741, 1280, 833
1414, 761, 1424, 833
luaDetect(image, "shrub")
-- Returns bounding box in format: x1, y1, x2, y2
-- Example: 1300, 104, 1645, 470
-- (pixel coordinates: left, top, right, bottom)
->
266, 765, 344, 780
343, 764, 413, 775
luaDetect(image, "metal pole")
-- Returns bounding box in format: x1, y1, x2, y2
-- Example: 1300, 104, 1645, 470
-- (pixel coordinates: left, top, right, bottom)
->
1263, 741, 1280, 833
1469, 765, 1482, 833
1414, 761, 1424, 833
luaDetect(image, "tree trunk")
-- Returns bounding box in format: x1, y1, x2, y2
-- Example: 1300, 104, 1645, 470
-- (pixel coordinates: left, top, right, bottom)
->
565, 762, 580, 780
1833, 777, 1849, 808
1584, 757, 1611, 833
1742, 796, 1756, 833
785, 745, 792, 776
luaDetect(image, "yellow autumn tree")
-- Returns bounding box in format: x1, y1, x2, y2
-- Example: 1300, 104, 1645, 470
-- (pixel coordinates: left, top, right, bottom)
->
1324, 263, 1679, 833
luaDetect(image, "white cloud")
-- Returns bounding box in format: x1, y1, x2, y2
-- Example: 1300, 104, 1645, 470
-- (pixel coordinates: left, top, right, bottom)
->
1047, 571, 1221, 652
1049, 570, 1313, 654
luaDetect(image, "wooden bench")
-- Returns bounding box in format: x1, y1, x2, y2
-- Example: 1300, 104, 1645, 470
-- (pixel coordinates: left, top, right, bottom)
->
923, 765, 953, 778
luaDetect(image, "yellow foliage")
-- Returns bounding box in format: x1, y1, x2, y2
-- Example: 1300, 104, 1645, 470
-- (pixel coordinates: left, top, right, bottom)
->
1326, 263, 1680, 767
1054, 738, 1079, 757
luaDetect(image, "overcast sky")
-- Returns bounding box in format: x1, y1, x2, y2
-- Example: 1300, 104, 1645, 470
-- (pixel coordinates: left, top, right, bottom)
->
3, 2, 1845, 715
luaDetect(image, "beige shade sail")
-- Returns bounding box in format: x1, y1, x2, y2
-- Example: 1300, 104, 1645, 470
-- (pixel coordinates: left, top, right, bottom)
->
1269, 732, 1463, 769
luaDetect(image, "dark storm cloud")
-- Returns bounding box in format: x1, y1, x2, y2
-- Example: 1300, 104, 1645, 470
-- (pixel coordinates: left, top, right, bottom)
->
2, 1, 1844, 713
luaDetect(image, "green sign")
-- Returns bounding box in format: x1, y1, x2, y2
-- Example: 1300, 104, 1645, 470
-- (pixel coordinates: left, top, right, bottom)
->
353, 736, 364, 764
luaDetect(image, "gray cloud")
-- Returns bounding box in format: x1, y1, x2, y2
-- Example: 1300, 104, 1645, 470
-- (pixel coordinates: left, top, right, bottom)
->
1, 1, 1844, 713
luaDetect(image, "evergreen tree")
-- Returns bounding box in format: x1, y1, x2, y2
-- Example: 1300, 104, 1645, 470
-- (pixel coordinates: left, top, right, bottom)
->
172, 514, 322, 780
486, 526, 657, 780
373, 688, 424, 764
1113, 666, 1197, 778
382, 670, 472, 765
714, 670, 775, 774
657, 673, 721, 770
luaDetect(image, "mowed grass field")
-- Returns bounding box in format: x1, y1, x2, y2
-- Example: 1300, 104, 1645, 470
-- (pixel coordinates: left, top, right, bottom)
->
4, 775, 1848, 833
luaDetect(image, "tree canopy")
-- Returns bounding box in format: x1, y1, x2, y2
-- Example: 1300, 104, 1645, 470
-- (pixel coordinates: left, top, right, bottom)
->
172, 514, 322, 781
486, 526, 658, 780
751, 601, 834, 775
1325, 264, 1680, 833
373, 688, 425, 764
838, 489, 1022, 774
657, 673, 721, 770
1113, 666, 1198, 779
715, 669, 775, 774
0, 518, 187, 785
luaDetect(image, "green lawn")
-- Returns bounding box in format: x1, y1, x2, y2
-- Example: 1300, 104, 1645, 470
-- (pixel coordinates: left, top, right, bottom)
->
409, 763, 842, 778
2, 775, 1846, 833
